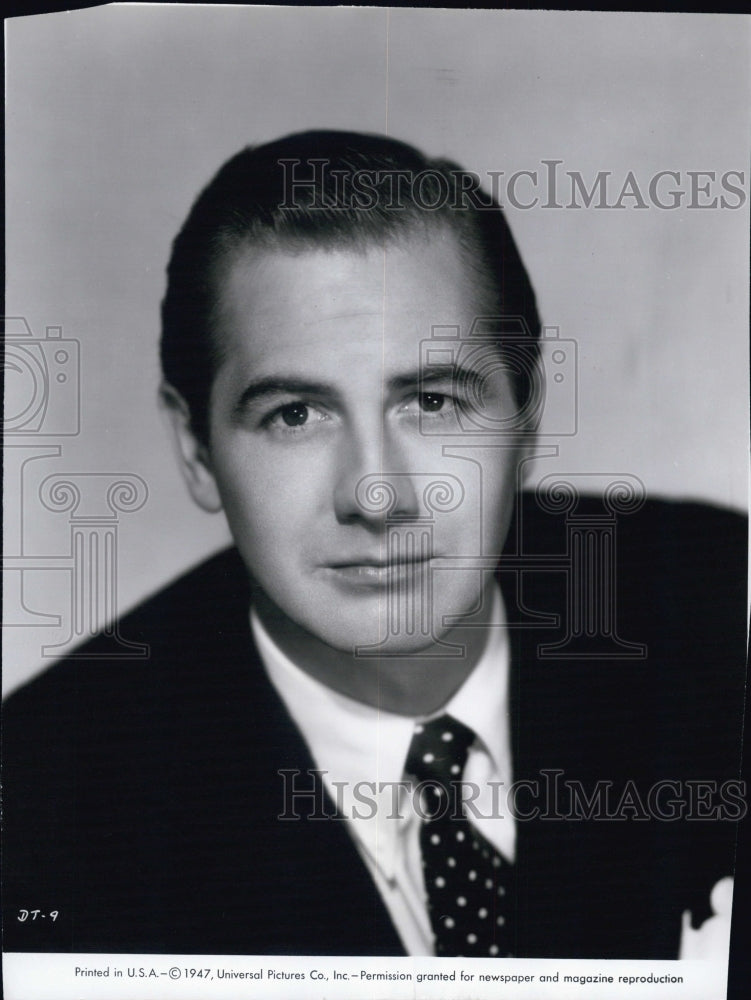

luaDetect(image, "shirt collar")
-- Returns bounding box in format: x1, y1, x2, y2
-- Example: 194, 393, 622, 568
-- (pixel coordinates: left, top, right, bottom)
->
441, 594, 510, 776
251, 587, 509, 880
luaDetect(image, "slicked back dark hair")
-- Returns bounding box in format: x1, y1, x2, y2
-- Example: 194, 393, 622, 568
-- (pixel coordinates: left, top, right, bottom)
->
161, 130, 541, 442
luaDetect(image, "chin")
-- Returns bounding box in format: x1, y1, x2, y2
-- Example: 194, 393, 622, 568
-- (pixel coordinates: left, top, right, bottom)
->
303, 580, 484, 657
312, 614, 454, 659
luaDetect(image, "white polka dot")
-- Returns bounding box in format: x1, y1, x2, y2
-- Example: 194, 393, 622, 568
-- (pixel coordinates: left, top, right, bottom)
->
423, 752, 435, 763
451, 764, 461, 775
430, 833, 441, 845
482, 849, 489, 859
456, 831, 465, 842
472, 841, 479, 851
485, 878, 493, 889
468, 870, 477, 881
467, 933, 477, 944
444, 917, 455, 929
435, 876, 446, 888
492, 856, 501, 868
415, 724, 424, 734
497, 886, 506, 896
478, 907, 488, 918
441, 731, 454, 742
447, 857, 456, 868
489, 944, 499, 956
457, 896, 467, 907
497, 915, 506, 926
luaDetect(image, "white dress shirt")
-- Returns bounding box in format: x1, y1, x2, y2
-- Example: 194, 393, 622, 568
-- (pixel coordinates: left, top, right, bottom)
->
250, 587, 515, 956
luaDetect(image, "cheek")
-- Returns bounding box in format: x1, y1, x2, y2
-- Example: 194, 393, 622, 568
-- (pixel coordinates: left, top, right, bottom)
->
212, 448, 321, 547
220, 488, 296, 589
480, 463, 519, 549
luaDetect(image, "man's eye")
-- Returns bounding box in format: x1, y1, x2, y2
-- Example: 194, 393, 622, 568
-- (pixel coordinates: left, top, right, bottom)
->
419, 392, 445, 413
279, 402, 309, 427
261, 401, 329, 433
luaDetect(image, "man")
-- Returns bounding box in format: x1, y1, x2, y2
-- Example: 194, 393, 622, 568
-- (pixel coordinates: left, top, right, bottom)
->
3, 131, 746, 959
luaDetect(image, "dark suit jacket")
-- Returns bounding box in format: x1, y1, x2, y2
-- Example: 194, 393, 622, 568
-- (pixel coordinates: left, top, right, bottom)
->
3, 495, 746, 958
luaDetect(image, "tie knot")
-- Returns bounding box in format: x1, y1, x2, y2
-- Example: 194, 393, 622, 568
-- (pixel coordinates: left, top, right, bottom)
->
405, 715, 475, 787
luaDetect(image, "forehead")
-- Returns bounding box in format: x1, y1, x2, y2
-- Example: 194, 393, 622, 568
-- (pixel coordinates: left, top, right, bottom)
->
210, 233, 485, 378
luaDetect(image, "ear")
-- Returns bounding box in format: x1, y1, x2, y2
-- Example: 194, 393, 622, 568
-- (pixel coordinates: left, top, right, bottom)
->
159, 383, 223, 513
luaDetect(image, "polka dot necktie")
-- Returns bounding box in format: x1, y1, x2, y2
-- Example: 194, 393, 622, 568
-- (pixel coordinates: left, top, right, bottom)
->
405, 714, 514, 958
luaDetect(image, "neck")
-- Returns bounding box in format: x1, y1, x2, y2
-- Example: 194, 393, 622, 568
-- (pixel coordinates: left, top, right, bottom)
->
253, 589, 492, 716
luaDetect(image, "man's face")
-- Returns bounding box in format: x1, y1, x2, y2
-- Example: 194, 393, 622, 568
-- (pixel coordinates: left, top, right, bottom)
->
198, 232, 523, 654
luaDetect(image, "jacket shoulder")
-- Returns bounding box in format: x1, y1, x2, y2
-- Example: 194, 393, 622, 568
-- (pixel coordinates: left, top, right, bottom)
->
3, 547, 251, 730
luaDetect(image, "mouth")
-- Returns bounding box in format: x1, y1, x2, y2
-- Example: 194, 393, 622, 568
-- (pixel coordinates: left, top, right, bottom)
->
324, 556, 433, 588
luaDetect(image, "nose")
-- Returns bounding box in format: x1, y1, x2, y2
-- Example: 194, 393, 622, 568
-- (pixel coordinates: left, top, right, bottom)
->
333, 423, 420, 527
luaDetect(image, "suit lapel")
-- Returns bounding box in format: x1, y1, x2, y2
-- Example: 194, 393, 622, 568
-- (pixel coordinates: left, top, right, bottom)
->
217, 573, 406, 955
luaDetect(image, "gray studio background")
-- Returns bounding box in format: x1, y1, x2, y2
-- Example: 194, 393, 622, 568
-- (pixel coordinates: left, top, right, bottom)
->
4, 7, 749, 695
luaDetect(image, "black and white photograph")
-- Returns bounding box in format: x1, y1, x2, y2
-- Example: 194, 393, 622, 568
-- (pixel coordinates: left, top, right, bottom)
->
3, 6, 749, 1000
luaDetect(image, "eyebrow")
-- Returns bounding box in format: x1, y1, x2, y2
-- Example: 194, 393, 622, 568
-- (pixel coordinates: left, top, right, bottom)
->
392, 364, 480, 390
234, 378, 342, 414
234, 364, 480, 413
